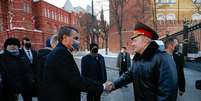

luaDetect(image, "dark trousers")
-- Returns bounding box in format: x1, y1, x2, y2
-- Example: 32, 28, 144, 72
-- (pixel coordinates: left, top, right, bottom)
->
87, 93, 101, 101
21, 93, 32, 101
119, 61, 127, 76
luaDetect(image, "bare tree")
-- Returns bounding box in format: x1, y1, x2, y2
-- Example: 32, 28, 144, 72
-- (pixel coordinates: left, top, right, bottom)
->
78, 13, 94, 50
99, 8, 111, 55
193, 0, 201, 14
110, 0, 126, 50
78, 12, 103, 50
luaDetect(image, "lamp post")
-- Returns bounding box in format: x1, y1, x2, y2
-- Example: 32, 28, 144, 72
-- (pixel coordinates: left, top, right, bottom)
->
91, 0, 96, 43
92, 27, 101, 44
92, 0, 94, 17
183, 17, 190, 56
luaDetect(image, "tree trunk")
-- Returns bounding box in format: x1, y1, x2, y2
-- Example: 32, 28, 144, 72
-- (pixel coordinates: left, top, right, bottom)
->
91, 33, 95, 44
119, 29, 123, 50
105, 32, 108, 55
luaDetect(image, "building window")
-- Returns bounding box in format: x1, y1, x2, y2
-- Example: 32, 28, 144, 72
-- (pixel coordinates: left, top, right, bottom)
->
64, 16, 66, 23
53, 12, 55, 20
55, 13, 57, 20
51, 11, 54, 19
73, 18, 75, 25
56, 13, 59, 21
157, 0, 176, 4
192, 13, 201, 20
157, 13, 166, 20
23, 3, 31, 13
61, 15, 63, 22
49, 10, 51, 18
47, 9, 50, 18
166, 13, 176, 20
167, 0, 176, 4
43, 8, 47, 17
58, 14, 61, 21
62, 15, 64, 22
156, 0, 166, 4
53, 11, 56, 20
55, 12, 57, 20
66, 16, 69, 24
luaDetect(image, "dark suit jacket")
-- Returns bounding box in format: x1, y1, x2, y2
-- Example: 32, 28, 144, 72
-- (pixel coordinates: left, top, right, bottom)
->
20, 48, 38, 96
41, 43, 103, 101
0, 56, 4, 100
173, 51, 186, 92
116, 52, 131, 71
81, 54, 107, 83
0, 50, 33, 95
20, 48, 38, 77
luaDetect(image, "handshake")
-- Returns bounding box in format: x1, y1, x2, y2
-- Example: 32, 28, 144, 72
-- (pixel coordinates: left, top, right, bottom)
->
103, 81, 115, 93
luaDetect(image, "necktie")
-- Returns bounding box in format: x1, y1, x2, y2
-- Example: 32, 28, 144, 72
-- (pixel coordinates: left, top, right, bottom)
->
27, 50, 31, 57
27, 50, 32, 63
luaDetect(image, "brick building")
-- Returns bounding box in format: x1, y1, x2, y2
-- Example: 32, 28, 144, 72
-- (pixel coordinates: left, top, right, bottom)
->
109, 0, 154, 53
109, 0, 201, 53
0, 0, 78, 50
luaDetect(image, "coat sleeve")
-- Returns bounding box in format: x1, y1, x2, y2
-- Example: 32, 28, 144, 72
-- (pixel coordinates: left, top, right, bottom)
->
116, 53, 121, 68
156, 54, 178, 101
52, 51, 103, 94
177, 54, 185, 92
102, 57, 107, 83
81, 56, 87, 77
127, 53, 131, 68
113, 67, 133, 89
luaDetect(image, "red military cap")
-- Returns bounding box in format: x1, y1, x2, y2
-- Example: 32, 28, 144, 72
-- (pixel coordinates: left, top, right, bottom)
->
131, 22, 159, 40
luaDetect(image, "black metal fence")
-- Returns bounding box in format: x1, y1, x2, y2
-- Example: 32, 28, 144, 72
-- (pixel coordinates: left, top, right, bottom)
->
161, 21, 201, 59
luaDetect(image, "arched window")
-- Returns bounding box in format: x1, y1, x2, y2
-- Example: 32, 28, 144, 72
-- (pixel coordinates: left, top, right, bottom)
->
157, 13, 165, 20
47, 9, 50, 18
51, 11, 54, 20
192, 13, 201, 20
43, 8, 47, 17
156, 0, 166, 3
167, 0, 176, 4
166, 13, 176, 20
156, 0, 176, 4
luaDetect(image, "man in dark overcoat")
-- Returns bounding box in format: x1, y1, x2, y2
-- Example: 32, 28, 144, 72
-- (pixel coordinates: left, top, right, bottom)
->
37, 34, 58, 100
41, 26, 104, 101
116, 47, 131, 77
81, 43, 107, 101
0, 38, 33, 101
20, 37, 38, 97
164, 38, 186, 96
105, 22, 178, 101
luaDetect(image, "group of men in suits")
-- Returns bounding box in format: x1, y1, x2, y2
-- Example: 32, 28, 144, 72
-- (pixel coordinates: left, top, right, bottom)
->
0, 37, 37, 101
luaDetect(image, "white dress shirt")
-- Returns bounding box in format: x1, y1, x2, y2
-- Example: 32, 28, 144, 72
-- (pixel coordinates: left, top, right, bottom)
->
24, 48, 33, 63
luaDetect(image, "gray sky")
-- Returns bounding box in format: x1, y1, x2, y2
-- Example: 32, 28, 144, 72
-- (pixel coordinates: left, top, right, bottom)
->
44, 0, 109, 22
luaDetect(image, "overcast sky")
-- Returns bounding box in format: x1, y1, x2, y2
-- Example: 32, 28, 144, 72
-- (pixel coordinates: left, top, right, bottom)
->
44, 0, 90, 8
44, 0, 109, 22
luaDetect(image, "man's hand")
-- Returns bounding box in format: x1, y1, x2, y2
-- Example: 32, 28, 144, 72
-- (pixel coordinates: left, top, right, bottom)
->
103, 81, 115, 92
